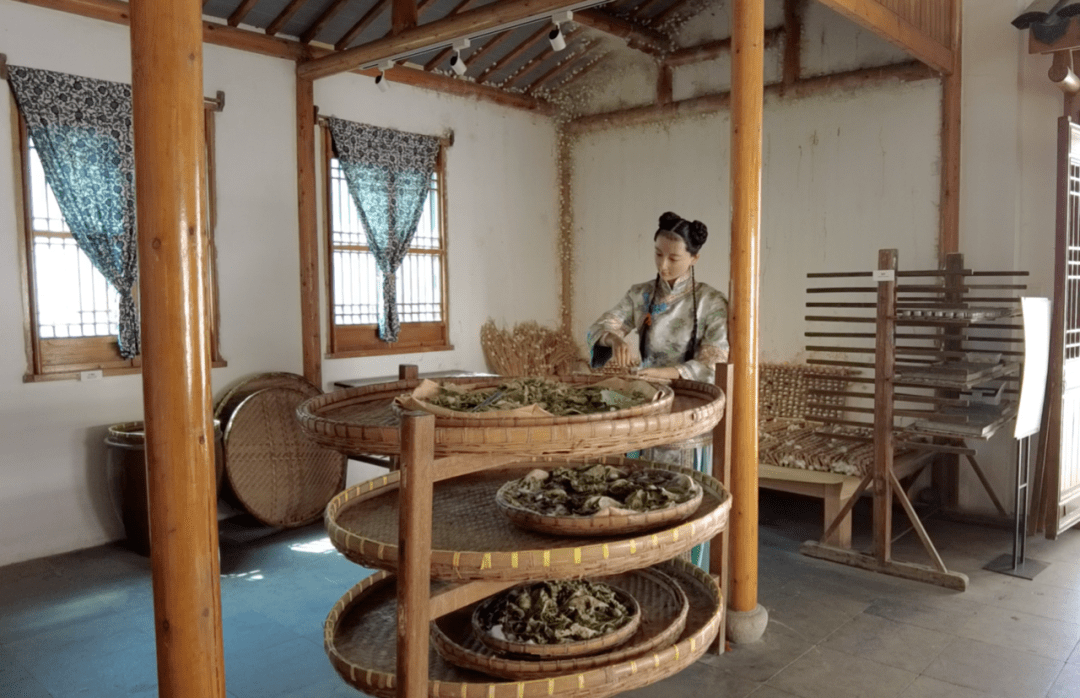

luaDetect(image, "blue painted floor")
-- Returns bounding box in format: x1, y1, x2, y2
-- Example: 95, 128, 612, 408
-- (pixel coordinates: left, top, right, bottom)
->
2, 493, 1079, 697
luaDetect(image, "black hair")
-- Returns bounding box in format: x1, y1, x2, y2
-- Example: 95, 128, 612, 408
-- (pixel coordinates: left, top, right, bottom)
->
640, 212, 704, 365
654, 211, 708, 256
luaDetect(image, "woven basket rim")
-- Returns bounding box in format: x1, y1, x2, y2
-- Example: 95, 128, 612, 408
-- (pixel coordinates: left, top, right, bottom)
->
298, 378, 725, 457
432, 566, 688, 679
224, 383, 346, 528
470, 581, 641, 658
214, 371, 317, 422
323, 558, 722, 698
395, 375, 675, 427
324, 457, 730, 582
493, 468, 704, 536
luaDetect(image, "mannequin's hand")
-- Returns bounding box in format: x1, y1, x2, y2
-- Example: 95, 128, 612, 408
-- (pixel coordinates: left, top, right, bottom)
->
638, 367, 680, 380
608, 334, 633, 366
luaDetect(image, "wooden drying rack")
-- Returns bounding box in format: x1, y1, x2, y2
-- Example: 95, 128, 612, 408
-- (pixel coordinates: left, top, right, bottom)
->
799, 250, 1027, 590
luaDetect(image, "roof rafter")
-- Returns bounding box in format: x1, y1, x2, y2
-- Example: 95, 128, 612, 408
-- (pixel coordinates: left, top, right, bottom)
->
574, 9, 668, 56
300, 0, 352, 43
420, 0, 491, 70
477, 24, 549, 83
500, 28, 581, 88
297, 0, 600, 81
267, 0, 307, 37
526, 43, 594, 94
335, 0, 390, 51
227, 0, 260, 27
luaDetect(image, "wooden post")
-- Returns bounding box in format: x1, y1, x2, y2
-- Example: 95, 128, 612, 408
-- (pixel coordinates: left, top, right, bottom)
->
939, 0, 961, 259
873, 249, 897, 563
782, 0, 802, 86
397, 412, 435, 698
297, 74, 322, 388
728, 0, 764, 624
710, 363, 734, 654
129, 0, 226, 696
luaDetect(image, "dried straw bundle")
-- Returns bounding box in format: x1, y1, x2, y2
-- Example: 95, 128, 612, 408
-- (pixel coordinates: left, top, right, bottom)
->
480, 320, 587, 376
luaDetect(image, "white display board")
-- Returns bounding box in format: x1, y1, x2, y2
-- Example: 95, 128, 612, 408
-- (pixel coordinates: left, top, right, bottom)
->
1015, 297, 1052, 439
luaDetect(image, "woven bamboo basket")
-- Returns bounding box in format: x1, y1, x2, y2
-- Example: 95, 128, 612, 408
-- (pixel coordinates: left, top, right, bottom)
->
395, 375, 674, 426
471, 582, 640, 659
224, 385, 347, 528
324, 456, 730, 582
298, 378, 725, 458
214, 371, 316, 424
324, 558, 722, 698
493, 469, 703, 537
431, 566, 688, 680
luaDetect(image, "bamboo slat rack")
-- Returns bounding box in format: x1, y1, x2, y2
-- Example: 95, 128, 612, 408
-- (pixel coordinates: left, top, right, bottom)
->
800, 250, 1027, 590
299, 365, 732, 698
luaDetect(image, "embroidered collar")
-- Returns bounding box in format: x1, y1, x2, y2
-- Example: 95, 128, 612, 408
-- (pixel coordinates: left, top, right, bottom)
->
657, 272, 694, 296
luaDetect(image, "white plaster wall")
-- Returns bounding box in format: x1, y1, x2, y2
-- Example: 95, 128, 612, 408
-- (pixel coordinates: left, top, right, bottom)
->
0, 0, 559, 565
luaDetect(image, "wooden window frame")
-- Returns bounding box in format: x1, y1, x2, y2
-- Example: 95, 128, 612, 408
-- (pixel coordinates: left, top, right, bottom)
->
322, 125, 452, 358
12, 95, 226, 382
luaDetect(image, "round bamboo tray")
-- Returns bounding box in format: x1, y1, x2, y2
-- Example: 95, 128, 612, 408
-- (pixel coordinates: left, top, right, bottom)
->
494, 468, 704, 537
398, 375, 674, 426
324, 558, 722, 698
214, 371, 316, 424
432, 566, 688, 680
224, 385, 347, 528
471, 582, 641, 658
298, 378, 725, 457
324, 456, 730, 582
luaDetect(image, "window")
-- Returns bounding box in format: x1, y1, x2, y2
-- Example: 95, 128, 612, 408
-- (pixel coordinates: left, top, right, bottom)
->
323, 129, 451, 356
13, 103, 224, 380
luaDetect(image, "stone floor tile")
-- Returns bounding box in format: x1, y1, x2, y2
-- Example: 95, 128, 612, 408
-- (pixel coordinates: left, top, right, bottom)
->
748, 687, 802, 698
955, 605, 1080, 661
1070, 639, 1080, 664
226, 636, 340, 698
864, 596, 977, 634
762, 585, 871, 645
0, 664, 53, 698
820, 613, 951, 673
1048, 662, 1080, 698
923, 637, 1063, 698
896, 675, 996, 698
766, 646, 917, 698
698, 623, 812, 684
993, 580, 1080, 625
1028, 559, 1080, 592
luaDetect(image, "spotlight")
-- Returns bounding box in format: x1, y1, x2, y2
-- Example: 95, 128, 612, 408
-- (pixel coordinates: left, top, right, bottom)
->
375, 59, 394, 92
450, 38, 470, 76
549, 11, 573, 52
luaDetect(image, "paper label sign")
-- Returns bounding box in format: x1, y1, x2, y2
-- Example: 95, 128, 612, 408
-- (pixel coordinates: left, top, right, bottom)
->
873, 269, 895, 282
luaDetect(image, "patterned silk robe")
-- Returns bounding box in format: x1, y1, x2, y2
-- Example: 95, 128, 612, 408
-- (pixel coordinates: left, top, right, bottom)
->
586, 273, 730, 383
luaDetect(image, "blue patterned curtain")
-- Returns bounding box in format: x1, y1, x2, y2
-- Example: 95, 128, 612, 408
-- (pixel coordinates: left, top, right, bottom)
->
8, 65, 139, 357
327, 118, 440, 342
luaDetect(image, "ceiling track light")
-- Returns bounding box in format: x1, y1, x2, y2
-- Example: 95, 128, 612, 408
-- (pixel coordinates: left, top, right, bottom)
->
549, 10, 573, 52
375, 59, 394, 92
450, 37, 470, 76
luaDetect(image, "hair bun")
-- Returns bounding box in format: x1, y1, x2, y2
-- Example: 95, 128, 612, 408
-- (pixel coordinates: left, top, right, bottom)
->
658, 211, 683, 231
688, 220, 708, 247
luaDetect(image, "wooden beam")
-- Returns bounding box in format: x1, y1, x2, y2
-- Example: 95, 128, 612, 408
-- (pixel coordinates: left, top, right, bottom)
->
566, 60, 933, 134
574, 8, 668, 56
800, 541, 969, 590
266, 0, 307, 37
500, 29, 580, 89
335, 0, 390, 51
939, 4, 962, 258
393, 0, 419, 35
296, 75, 321, 389
477, 25, 549, 83
129, 0, 225, 695
297, 0, 596, 81
367, 64, 553, 111
227, 0, 259, 28
815, 0, 954, 74
657, 62, 672, 104
664, 27, 782, 67
728, 0, 764, 620
783, 0, 803, 84
300, 0, 351, 44
421, 0, 492, 70
11, 0, 309, 60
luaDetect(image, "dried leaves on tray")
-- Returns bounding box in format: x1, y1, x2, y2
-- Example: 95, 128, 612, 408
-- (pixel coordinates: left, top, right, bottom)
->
503, 464, 699, 517
423, 377, 652, 416
479, 580, 634, 645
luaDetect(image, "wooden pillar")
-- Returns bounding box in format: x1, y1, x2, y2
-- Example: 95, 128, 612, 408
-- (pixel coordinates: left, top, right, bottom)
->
557, 127, 574, 335
873, 249, 897, 563
938, 1, 961, 260
397, 412, 435, 698
129, 1, 226, 697
728, 0, 764, 618
296, 74, 322, 388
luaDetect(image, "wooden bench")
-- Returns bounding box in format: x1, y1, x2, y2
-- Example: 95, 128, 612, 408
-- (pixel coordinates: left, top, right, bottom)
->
759, 464, 862, 548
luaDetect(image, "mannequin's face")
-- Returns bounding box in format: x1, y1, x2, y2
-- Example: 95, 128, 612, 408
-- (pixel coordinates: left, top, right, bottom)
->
654, 234, 698, 284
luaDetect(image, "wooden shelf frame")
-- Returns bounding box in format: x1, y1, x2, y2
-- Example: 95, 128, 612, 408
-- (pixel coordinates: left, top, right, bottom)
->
800, 250, 1028, 590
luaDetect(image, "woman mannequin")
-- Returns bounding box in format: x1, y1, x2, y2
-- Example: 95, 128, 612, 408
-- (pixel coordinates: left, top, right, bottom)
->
586, 211, 729, 383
